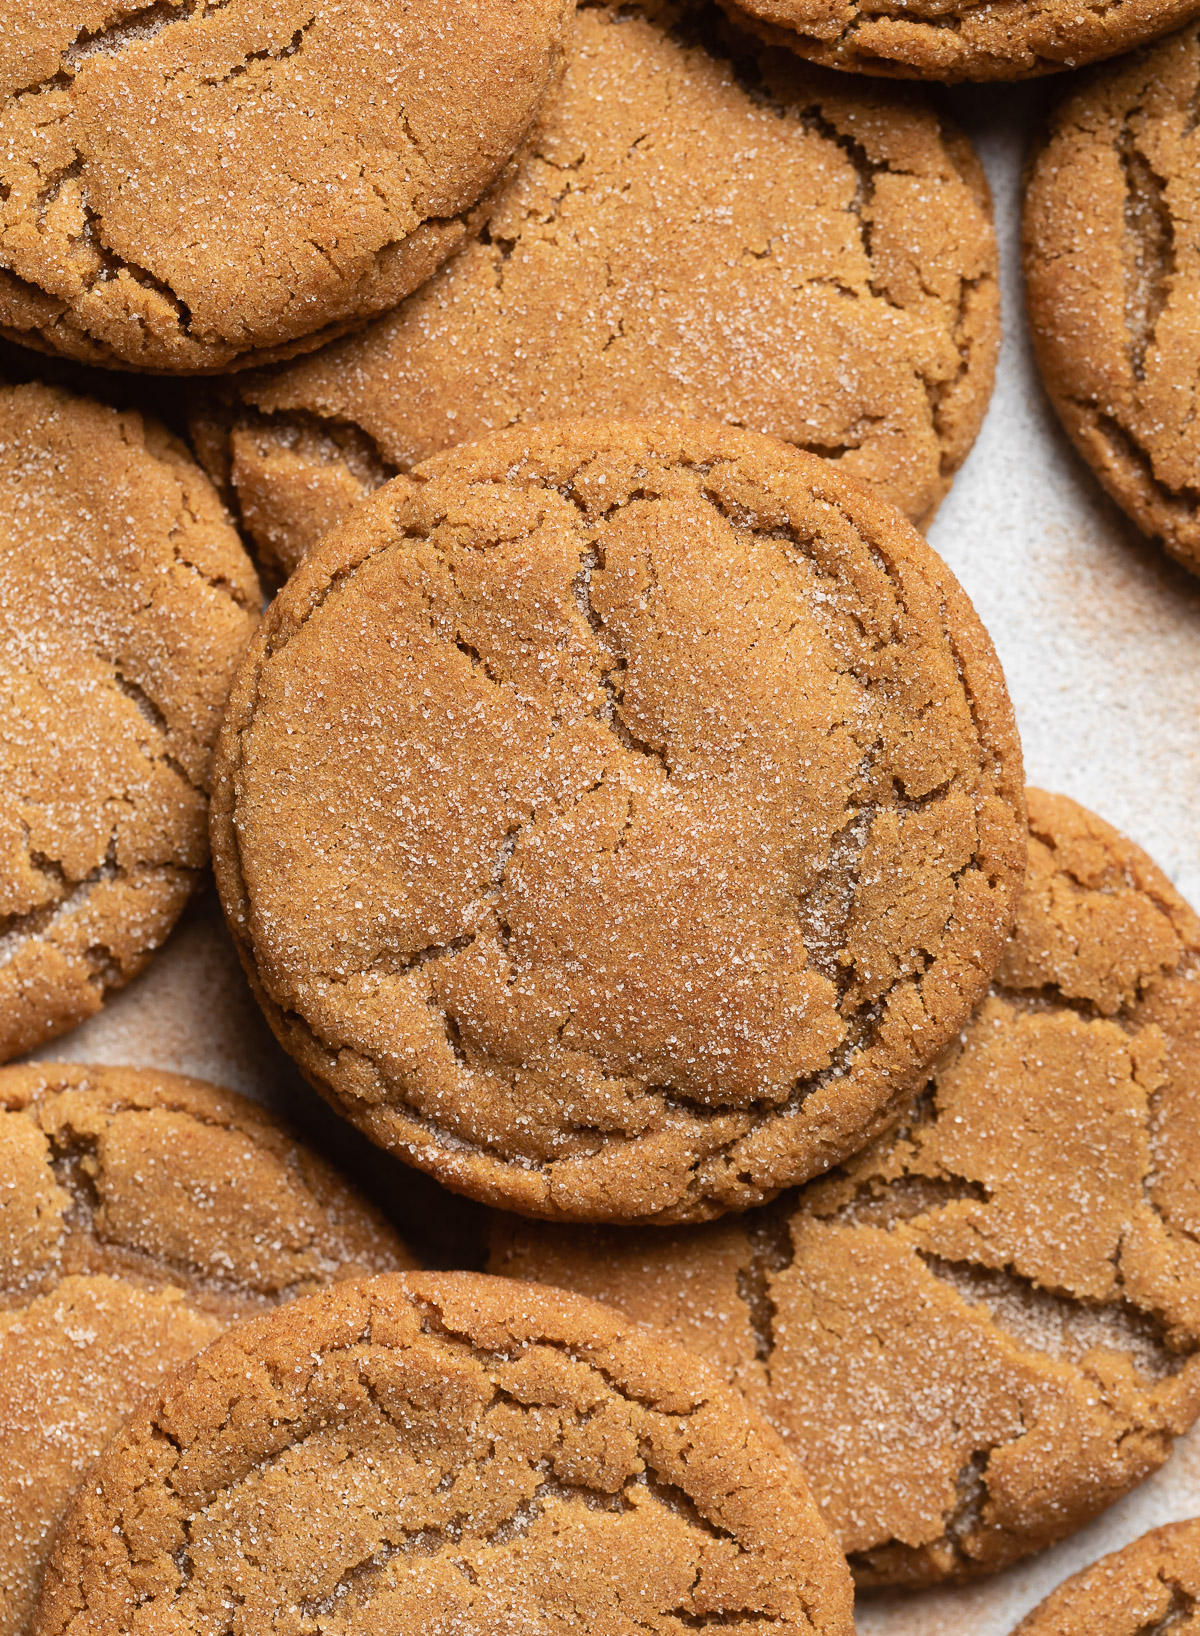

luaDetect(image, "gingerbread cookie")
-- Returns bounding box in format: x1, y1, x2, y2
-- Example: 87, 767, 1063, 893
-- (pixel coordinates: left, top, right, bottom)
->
0, 381, 259, 1061
31, 1270, 854, 1636
191, 0, 999, 578
212, 417, 1026, 1224
492, 790, 1200, 1583
0, 1061, 413, 1636
1025, 24, 1200, 577
0, 0, 572, 373
1011, 1519, 1200, 1633
718, 0, 1200, 81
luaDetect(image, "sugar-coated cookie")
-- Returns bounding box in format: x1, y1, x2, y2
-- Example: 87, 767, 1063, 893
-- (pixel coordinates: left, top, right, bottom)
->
1025, 24, 1200, 576
718, 0, 1200, 81
31, 1270, 854, 1636
0, 1061, 413, 1636
0, 0, 573, 372
212, 417, 1026, 1224
1011, 1519, 1200, 1632
191, 0, 999, 577
0, 381, 259, 1061
493, 791, 1200, 1583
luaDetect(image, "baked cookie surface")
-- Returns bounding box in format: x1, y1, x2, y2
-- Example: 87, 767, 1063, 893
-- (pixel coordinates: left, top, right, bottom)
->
492, 791, 1200, 1582
1025, 25, 1200, 576
191, 0, 999, 578
31, 1269, 854, 1636
720, 0, 1200, 81
212, 418, 1026, 1224
1011, 1518, 1200, 1633
0, 381, 259, 1061
0, 0, 572, 373
0, 1060, 412, 1636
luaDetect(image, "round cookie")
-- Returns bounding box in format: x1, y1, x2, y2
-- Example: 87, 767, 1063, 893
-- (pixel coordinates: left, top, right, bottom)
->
0, 380, 259, 1061
0, 1060, 414, 1636
211, 417, 1026, 1224
1024, 25, 1200, 577
0, 0, 572, 373
30, 1269, 855, 1636
491, 790, 1200, 1583
191, 0, 1000, 579
716, 0, 1200, 81
1011, 1519, 1200, 1634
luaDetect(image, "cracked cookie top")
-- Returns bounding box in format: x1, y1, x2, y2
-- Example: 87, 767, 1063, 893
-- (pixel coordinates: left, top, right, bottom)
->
30, 1269, 855, 1636
491, 790, 1200, 1584
0, 380, 259, 1062
0, 0, 572, 373
191, 0, 999, 579
1011, 1519, 1200, 1634
211, 417, 1026, 1224
718, 0, 1200, 81
1025, 24, 1200, 577
0, 1060, 413, 1636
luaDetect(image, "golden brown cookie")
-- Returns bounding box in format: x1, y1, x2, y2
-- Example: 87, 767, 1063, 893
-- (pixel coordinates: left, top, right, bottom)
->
190, 0, 1000, 579
492, 790, 1200, 1584
0, 1060, 413, 1636
31, 1269, 855, 1636
1024, 25, 1200, 577
1011, 1519, 1200, 1633
718, 0, 1200, 81
211, 417, 1026, 1225
0, 381, 259, 1061
0, 0, 572, 373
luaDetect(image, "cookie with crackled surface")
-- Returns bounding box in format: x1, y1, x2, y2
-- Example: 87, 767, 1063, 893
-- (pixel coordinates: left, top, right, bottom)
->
30, 1269, 855, 1636
190, 0, 999, 578
0, 1061, 414, 1636
718, 0, 1200, 81
492, 791, 1200, 1584
1011, 1519, 1200, 1633
211, 417, 1026, 1224
0, 0, 573, 373
0, 380, 259, 1062
1025, 24, 1200, 577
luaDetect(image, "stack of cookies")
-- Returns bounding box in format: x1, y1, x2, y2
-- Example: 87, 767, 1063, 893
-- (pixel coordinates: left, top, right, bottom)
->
2, 3, 1199, 1633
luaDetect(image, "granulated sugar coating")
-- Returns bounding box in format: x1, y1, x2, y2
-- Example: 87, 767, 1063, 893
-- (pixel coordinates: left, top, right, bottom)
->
0, 1061, 413, 1636
0, 0, 572, 373
493, 791, 1200, 1584
211, 418, 1026, 1224
717, 0, 1200, 80
190, 0, 1000, 577
30, 1270, 855, 1636
1024, 23, 1200, 580
1010, 1518, 1200, 1633
0, 381, 259, 1062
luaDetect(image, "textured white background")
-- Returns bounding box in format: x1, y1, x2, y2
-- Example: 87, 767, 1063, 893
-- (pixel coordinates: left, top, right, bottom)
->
28, 76, 1200, 1635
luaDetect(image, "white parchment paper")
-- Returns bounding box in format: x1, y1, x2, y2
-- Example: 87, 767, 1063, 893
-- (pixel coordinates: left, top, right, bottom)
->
26, 75, 1200, 1635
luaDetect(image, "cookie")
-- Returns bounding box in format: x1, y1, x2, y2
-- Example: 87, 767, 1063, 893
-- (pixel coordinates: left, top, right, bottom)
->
1011, 1518, 1200, 1634
190, 0, 1000, 579
0, 380, 259, 1062
492, 790, 1200, 1584
1024, 25, 1200, 577
0, 1060, 414, 1636
30, 1268, 855, 1636
0, 0, 572, 373
211, 417, 1026, 1225
717, 0, 1200, 81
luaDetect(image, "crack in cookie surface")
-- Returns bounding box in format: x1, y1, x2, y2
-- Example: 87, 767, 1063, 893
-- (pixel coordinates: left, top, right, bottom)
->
490, 790, 1200, 1582
192, 0, 999, 576
212, 418, 1024, 1223
0, 0, 572, 371
1025, 27, 1200, 575
29, 1273, 854, 1636
0, 1062, 410, 1636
